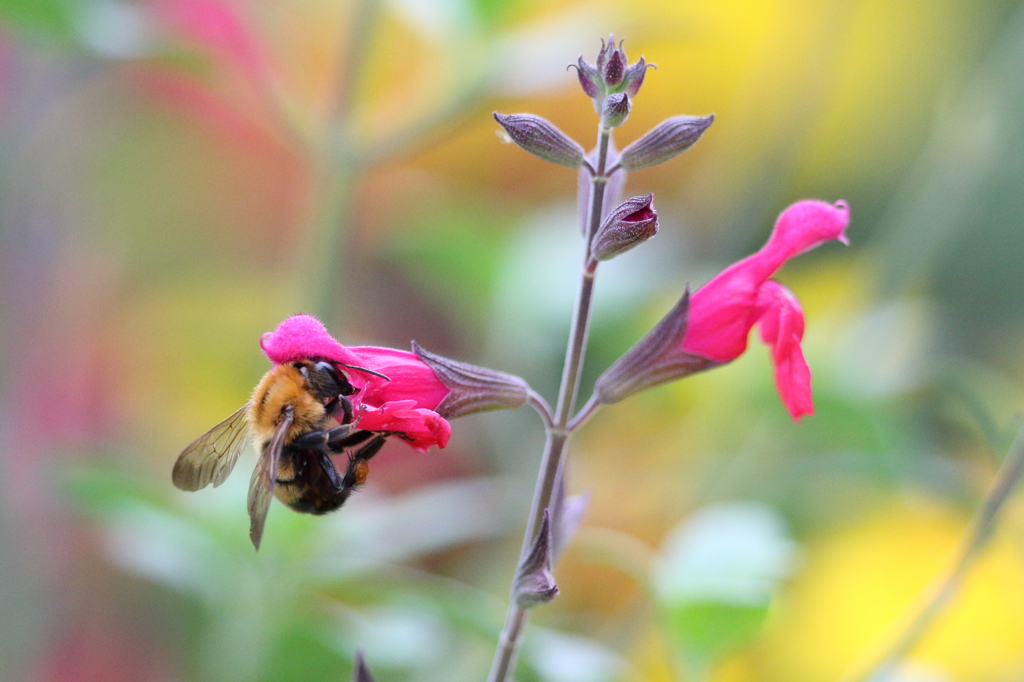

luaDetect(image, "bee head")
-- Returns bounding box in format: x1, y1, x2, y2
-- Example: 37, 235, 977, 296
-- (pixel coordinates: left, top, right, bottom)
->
294, 360, 357, 400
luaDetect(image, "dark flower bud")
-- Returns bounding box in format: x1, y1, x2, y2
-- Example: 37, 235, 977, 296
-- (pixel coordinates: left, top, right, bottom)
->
591, 194, 658, 260
602, 93, 631, 128
594, 289, 720, 404
493, 113, 586, 169
596, 35, 615, 72
603, 47, 625, 87
513, 509, 559, 608
619, 114, 714, 171
622, 57, 654, 97
412, 341, 530, 419
352, 650, 375, 682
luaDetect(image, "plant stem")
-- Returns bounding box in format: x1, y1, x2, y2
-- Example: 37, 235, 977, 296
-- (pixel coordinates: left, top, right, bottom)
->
486, 126, 613, 682
837, 421, 1024, 682
299, 0, 379, 321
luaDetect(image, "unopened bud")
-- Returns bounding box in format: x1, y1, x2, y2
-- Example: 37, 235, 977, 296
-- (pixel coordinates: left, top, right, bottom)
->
619, 114, 714, 171
494, 113, 585, 169
594, 289, 720, 403
602, 93, 631, 128
622, 57, 653, 98
352, 650, 375, 682
412, 341, 530, 419
570, 57, 601, 98
603, 47, 625, 87
591, 194, 658, 260
513, 509, 559, 608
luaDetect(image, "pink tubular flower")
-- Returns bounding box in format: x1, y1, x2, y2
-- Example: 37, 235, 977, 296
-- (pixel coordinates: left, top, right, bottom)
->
260, 315, 451, 452
595, 199, 848, 421
681, 199, 849, 419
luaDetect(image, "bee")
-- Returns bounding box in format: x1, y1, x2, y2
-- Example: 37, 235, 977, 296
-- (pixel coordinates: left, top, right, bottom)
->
172, 359, 389, 549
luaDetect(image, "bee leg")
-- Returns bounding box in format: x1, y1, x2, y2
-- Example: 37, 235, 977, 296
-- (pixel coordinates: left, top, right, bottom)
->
290, 429, 329, 449
352, 434, 387, 463
314, 449, 344, 489
326, 425, 373, 451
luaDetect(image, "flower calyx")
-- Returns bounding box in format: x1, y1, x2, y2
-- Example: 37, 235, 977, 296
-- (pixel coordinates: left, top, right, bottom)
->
594, 289, 720, 404
570, 35, 654, 111
591, 194, 658, 260
513, 509, 559, 608
619, 114, 715, 171
493, 113, 585, 169
411, 342, 530, 419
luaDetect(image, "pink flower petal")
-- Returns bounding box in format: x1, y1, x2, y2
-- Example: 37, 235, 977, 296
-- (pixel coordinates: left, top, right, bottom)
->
681, 199, 848, 363
755, 281, 813, 420
259, 314, 366, 369
350, 346, 450, 412
357, 401, 452, 453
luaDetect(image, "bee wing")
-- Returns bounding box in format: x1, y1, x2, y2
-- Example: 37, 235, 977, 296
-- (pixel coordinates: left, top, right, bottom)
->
247, 408, 293, 550
172, 406, 252, 491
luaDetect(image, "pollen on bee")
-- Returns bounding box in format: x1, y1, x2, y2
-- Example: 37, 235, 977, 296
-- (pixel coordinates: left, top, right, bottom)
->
353, 460, 370, 487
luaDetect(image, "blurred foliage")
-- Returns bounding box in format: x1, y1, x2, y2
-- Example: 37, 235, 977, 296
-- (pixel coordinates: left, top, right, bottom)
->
4, 1, 1024, 681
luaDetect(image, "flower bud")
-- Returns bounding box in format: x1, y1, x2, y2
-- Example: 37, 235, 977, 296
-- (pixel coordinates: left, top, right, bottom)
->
622, 57, 653, 98
602, 93, 631, 128
412, 342, 530, 419
619, 114, 714, 171
594, 289, 720, 404
352, 650, 375, 682
591, 194, 658, 260
493, 113, 585, 168
513, 509, 559, 608
603, 46, 625, 87
570, 57, 601, 98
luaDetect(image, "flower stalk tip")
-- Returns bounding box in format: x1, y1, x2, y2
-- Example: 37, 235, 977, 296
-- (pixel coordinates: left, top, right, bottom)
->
572, 35, 653, 110
591, 194, 659, 260
493, 113, 585, 169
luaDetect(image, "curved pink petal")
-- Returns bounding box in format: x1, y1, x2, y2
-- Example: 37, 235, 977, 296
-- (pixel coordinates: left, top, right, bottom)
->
357, 401, 452, 453
681, 199, 848, 362
755, 281, 812, 420
350, 346, 450, 412
260, 314, 366, 369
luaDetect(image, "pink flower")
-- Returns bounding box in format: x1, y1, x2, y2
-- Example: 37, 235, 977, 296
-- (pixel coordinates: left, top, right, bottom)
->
594, 199, 848, 421
260, 315, 451, 452
681, 199, 849, 419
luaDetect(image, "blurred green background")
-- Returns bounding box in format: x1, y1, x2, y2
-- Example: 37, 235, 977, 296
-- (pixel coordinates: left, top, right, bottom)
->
3, 1, 1024, 681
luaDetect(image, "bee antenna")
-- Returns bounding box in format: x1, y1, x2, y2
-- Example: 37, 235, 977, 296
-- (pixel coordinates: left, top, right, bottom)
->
341, 363, 391, 381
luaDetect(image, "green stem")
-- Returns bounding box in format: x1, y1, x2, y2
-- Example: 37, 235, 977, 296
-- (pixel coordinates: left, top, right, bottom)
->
486, 126, 613, 682
837, 421, 1024, 682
